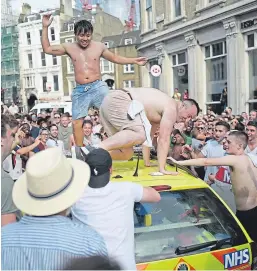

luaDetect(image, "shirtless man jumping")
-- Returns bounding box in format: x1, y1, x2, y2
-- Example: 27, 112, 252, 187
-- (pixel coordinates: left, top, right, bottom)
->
75, 88, 199, 175
168, 131, 257, 243
41, 16, 147, 146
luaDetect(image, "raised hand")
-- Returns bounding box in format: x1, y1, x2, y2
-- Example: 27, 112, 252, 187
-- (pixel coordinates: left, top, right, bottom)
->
35, 136, 41, 145
134, 57, 148, 66
42, 14, 53, 27
167, 156, 181, 165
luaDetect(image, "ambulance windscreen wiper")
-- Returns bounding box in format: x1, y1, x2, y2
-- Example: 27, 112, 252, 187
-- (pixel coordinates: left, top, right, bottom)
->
175, 237, 233, 255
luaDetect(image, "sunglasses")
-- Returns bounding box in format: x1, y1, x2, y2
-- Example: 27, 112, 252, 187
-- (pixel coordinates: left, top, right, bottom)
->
54, 116, 60, 119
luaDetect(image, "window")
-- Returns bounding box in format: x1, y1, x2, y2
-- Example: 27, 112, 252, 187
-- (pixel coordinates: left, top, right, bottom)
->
172, 52, 188, 94
178, 52, 186, 64
172, 52, 187, 66
53, 55, 57, 65
53, 75, 59, 91
247, 34, 255, 48
68, 24, 74, 31
246, 32, 257, 105
41, 52, 46, 66
100, 58, 114, 73
42, 76, 47, 92
123, 80, 135, 88
6, 27, 11, 34
104, 41, 109, 48
67, 58, 74, 73
25, 76, 34, 88
149, 59, 160, 89
212, 42, 224, 56
174, 0, 181, 17
124, 64, 135, 73
50, 27, 55, 41
68, 80, 76, 95
65, 38, 74, 43
146, 0, 153, 30
248, 50, 257, 100
28, 53, 33, 68
134, 189, 247, 264
205, 41, 227, 103
125, 38, 133, 45
205, 41, 226, 58
26, 32, 31, 45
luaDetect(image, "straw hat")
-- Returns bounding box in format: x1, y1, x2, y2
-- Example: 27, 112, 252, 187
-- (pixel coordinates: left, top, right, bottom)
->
13, 148, 90, 216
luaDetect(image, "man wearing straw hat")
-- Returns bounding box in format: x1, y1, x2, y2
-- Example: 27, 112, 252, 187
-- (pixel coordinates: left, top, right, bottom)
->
2, 148, 108, 270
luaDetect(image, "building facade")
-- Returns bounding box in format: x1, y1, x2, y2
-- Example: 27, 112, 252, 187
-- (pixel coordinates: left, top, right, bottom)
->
101, 30, 142, 89
138, 0, 257, 114
1, 0, 18, 27
1, 25, 20, 104
1, 0, 20, 104
18, 8, 64, 110
59, 10, 125, 97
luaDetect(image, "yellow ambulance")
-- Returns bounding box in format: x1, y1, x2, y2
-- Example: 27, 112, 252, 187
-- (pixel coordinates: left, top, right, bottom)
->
111, 157, 257, 270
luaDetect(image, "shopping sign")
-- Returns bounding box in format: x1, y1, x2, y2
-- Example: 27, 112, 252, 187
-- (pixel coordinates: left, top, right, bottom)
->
150, 65, 162, 77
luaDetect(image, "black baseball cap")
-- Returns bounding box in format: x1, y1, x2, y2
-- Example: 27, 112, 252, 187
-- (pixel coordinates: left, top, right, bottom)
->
85, 148, 112, 188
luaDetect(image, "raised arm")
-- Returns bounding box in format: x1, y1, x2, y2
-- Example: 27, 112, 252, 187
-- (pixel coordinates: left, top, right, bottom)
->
42, 14, 66, 56
16, 139, 41, 155
101, 46, 147, 65
168, 155, 237, 168
158, 107, 178, 175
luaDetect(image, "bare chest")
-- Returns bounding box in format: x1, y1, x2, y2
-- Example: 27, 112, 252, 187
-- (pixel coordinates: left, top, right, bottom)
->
69, 47, 102, 64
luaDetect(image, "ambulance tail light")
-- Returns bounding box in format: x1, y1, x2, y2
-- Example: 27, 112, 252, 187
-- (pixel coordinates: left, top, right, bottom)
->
250, 242, 257, 270
151, 185, 171, 191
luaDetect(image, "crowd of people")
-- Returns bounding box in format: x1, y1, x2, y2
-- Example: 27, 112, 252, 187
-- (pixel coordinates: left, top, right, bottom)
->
0, 106, 106, 179
1, 107, 161, 270
1, 15, 257, 271
1, 100, 257, 269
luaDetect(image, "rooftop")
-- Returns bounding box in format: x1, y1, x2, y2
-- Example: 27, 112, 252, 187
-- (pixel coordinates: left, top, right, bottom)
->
102, 30, 141, 48
111, 158, 208, 190
18, 8, 60, 24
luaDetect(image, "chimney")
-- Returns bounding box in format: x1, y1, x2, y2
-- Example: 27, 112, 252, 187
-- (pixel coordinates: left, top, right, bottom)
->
22, 3, 31, 15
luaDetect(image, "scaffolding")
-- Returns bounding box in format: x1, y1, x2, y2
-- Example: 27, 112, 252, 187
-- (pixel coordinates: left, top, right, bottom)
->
1, 0, 20, 104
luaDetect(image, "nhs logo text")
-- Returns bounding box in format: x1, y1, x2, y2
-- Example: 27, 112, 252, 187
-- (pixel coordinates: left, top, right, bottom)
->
224, 249, 250, 269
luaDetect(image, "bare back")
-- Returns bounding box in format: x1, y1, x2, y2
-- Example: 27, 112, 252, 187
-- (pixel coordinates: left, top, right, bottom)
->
127, 88, 178, 124
231, 155, 257, 211
65, 41, 105, 84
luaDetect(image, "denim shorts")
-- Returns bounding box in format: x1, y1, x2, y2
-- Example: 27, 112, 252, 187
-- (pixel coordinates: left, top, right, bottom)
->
71, 80, 109, 120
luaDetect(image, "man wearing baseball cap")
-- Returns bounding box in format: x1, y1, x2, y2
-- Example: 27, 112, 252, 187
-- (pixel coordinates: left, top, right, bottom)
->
2, 148, 108, 270
71, 148, 161, 270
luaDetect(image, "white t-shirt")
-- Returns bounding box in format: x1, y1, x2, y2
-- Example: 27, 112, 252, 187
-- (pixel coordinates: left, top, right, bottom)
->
8, 105, 19, 115
46, 138, 65, 154
201, 139, 226, 181
93, 124, 102, 134
71, 182, 143, 270
245, 145, 257, 155
2, 154, 23, 180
